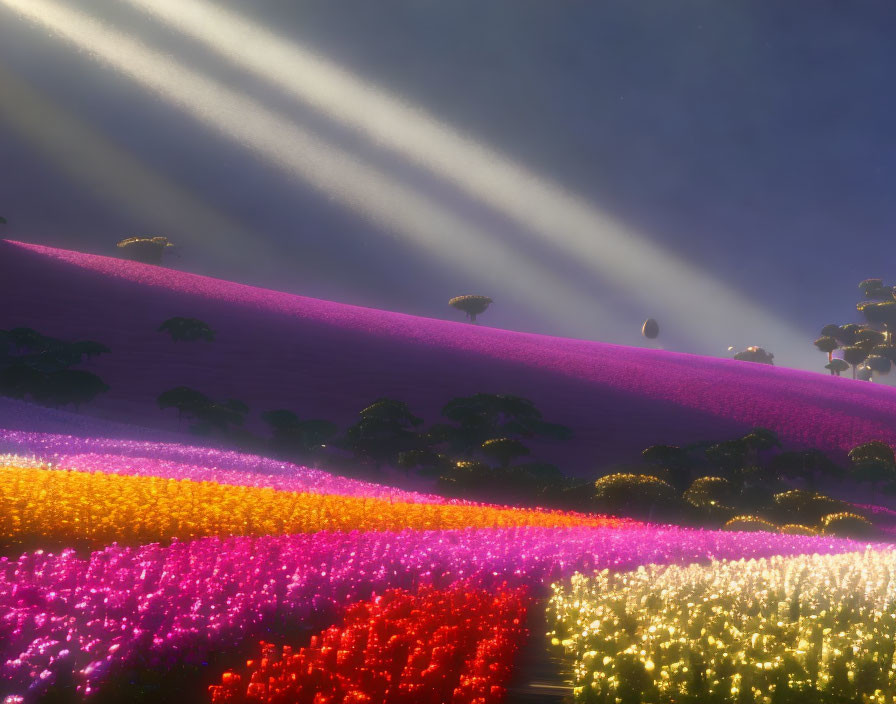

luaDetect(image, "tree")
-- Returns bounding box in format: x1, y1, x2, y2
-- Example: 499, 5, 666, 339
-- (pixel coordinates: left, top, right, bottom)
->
825, 359, 849, 377
769, 449, 840, 490
448, 295, 492, 323
158, 317, 215, 342
157, 386, 212, 420
813, 336, 839, 366
860, 301, 896, 344
69, 341, 111, 361
683, 476, 736, 516
849, 441, 896, 501
32, 369, 109, 409
262, 410, 337, 457
593, 473, 678, 520
480, 437, 530, 468
820, 512, 874, 538
116, 236, 173, 265
0, 363, 45, 400
343, 398, 424, 469
641, 444, 691, 491
0, 216, 6, 225
842, 345, 870, 379
732, 346, 774, 364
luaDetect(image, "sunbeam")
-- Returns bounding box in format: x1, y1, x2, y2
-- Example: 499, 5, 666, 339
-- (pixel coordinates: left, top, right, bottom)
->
0, 0, 629, 338
122, 0, 814, 365
0, 61, 279, 275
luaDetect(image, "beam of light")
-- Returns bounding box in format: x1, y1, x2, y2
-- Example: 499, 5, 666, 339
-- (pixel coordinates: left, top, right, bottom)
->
124, 0, 815, 366
0, 0, 632, 339
0, 61, 281, 276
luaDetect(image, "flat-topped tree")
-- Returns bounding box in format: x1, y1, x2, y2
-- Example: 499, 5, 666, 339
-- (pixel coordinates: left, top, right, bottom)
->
732, 346, 774, 364
842, 345, 870, 379
449, 295, 492, 323
117, 236, 173, 265
814, 336, 839, 364
825, 358, 849, 377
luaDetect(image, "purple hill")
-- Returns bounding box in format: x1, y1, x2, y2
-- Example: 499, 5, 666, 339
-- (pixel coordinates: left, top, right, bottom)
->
2, 239, 896, 473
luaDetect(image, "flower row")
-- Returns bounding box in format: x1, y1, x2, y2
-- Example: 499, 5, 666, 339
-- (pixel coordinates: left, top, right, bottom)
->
0, 526, 869, 700
209, 582, 529, 704
0, 430, 448, 503
0, 463, 621, 548
549, 548, 896, 703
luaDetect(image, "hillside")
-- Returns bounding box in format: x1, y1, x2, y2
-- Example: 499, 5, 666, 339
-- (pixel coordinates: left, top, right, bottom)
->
3, 239, 896, 473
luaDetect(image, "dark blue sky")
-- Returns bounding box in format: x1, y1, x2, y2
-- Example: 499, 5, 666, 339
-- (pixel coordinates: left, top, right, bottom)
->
1, 0, 894, 370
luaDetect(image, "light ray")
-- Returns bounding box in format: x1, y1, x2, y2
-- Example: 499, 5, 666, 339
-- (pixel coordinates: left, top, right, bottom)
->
0, 61, 277, 274
124, 0, 813, 365
0, 0, 627, 338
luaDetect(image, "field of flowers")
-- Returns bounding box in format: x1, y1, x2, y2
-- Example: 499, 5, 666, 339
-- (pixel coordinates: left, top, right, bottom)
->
0, 429, 889, 704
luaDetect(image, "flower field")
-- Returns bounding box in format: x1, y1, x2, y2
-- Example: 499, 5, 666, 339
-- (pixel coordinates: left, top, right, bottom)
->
0, 433, 888, 704
549, 550, 896, 703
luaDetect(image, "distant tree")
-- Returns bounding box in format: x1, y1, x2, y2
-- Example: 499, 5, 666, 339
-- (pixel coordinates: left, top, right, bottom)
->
0, 363, 45, 399
849, 441, 896, 501
189, 400, 248, 435
343, 398, 424, 469
593, 473, 678, 520
820, 512, 874, 538
683, 476, 736, 518
842, 345, 870, 379
262, 410, 337, 457
32, 369, 109, 409
117, 236, 173, 265
158, 317, 215, 342
825, 359, 849, 377
769, 449, 840, 490
157, 386, 212, 420
723, 515, 778, 532
0, 216, 6, 225
813, 336, 839, 366
641, 444, 691, 491
480, 437, 530, 468
770, 489, 851, 526
448, 295, 492, 323
434, 393, 569, 455
860, 301, 896, 344
732, 346, 774, 364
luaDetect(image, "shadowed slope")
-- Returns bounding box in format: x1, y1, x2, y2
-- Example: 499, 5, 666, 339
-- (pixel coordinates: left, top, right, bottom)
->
2, 239, 895, 473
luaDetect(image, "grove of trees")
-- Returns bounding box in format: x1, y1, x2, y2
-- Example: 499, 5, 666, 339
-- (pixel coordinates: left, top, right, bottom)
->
0, 327, 109, 409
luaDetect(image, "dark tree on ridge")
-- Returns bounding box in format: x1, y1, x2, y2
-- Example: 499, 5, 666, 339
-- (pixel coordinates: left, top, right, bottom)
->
449, 295, 493, 323
158, 317, 215, 342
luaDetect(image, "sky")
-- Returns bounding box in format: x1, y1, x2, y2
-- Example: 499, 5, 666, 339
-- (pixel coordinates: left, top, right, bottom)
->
0, 0, 894, 371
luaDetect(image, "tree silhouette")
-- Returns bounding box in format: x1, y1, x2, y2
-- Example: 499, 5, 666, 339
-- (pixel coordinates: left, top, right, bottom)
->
157, 386, 212, 420
448, 295, 492, 323
0, 216, 6, 225
0, 328, 110, 407
158, 317, 215, 342
480, 437, 530, 468
813, 336, 839, 367
769, 449, 840, 491
593, 473, 678, 520
732, 346, 774, 364
343, 398, 424, 469
32, 369, 109, 409
262, 409, 337, 457
849, 441, 896, 501
117, 236, 173, 265
641, 444, 691, 491
842, 345, 870, 379
825, 359, 849, 377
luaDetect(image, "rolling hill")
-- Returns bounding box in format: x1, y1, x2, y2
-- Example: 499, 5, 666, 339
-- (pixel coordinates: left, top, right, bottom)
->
3, 239, 896, 474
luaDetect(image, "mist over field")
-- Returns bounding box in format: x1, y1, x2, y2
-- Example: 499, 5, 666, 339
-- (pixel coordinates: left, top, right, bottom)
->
2, 0, 894, 368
